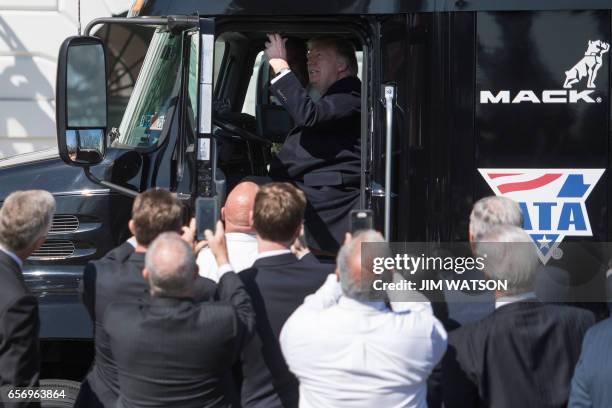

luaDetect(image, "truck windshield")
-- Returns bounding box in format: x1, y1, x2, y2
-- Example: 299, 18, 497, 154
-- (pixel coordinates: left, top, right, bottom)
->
116, 28, 182, 148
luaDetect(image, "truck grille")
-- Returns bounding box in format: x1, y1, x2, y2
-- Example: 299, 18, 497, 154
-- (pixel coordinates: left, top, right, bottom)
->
49, 215, 79, 234
29, 240, 75, 260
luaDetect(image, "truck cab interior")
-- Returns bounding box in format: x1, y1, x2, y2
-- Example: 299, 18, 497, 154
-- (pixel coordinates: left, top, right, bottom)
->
210, 27, 365, 190
100, 21, 369, 223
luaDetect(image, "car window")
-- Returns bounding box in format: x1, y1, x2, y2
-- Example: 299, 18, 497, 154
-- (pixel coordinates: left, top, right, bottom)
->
241, 50, 362, 116
116, 28, 182, 148
242, 51, 264, 115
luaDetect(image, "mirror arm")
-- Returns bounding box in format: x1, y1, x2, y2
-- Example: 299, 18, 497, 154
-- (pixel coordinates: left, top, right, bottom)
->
84, 166, 139, 198
84, 17, 169, 36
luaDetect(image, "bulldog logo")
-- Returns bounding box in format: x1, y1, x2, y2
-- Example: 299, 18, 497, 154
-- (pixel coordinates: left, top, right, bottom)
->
563, 40, 610, 89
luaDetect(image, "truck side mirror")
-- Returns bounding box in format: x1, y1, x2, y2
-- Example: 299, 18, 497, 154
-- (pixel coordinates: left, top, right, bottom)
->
56, 36, 107, 166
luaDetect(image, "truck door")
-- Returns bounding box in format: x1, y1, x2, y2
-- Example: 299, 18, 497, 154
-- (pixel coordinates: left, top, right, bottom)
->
107, 19, 203, 200
370, 14, 430, 241
473, 10, 609, 246
472, 10, 610, 305
100, 17, 222, 210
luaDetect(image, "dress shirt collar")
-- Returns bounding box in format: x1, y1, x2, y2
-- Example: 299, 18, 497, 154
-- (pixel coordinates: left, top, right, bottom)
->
226, 232, 257, 242
0, 245, 23, 268
495, 291, 537, 309
256, 249, 292, 260
338, 296, 388, 312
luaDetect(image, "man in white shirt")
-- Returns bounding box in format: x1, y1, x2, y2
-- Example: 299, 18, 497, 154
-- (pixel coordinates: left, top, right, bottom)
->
280, 230, 448, 408
197, 181, 259, 281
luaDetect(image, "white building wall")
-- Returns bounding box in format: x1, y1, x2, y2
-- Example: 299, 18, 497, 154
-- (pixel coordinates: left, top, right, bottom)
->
0, 0, 128, 157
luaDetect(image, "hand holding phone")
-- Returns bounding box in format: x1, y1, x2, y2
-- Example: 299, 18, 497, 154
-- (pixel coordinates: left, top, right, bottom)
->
204, 220, 229, 266
196, 197, 220, 241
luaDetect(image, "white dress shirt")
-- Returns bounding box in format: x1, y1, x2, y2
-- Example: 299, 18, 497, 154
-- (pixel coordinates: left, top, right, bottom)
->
197, 232, 258, 282
495, 291, 537, 309
255, 249, 291, 260
280, 275, 448, 408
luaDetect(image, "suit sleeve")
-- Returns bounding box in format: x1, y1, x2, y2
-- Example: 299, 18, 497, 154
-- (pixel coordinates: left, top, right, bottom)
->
79, 262, 97, 320
217, 271, 255, 346
0, 295, 40, 408
568, 353, 592, 407
568, 321, 596, 408
270, 72, 360, 128
193, 276, 218, 302
441, 331, 480, 408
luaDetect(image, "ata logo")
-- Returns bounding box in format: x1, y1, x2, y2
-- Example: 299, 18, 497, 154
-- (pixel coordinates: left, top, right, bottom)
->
480, 39, 608, 104
479, 169, 605, 263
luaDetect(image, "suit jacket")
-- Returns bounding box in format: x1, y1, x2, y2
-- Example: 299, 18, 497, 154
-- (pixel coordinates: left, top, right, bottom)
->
269, 73, 361, 181
238, 253, 333, 408
269, 73, 361, 252
568, 317, 612, 407
79, 242, 217, 407
442, 301, 595, 408
0, 250, 40, 408
104, 271, 255, 408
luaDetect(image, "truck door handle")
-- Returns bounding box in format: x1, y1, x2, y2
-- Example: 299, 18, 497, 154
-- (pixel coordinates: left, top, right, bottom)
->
383, 85, 396, 240
371, 182, 385, 197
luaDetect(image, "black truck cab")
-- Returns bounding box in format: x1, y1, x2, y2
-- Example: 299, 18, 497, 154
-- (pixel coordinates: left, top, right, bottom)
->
3, 0, 612, 387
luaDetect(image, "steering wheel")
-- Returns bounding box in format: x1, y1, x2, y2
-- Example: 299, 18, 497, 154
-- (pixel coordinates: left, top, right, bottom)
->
213, 119, 271, 145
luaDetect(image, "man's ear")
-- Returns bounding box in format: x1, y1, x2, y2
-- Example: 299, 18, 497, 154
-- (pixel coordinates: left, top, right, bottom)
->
248, 210, 254, 227
292, 223, 303, 243
128, 220, 136, 236
142, 268, 149, 281
221, 207, 226, 222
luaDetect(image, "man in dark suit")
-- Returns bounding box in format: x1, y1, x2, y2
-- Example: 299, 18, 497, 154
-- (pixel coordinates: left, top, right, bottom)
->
442, 225, 595, 408
0, 190, 55, 408
238, 183, 333, 408
105, 227, 254, 408
75, 188, 216, 408
568, 317, 612, 407
265, 34, 361, 253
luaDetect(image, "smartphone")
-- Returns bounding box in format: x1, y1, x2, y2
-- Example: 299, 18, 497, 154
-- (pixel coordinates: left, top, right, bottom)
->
349, 209, 373, 234
196, 197, 220, 241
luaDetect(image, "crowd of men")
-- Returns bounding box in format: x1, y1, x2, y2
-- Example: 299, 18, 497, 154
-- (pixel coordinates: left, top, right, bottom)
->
1, 33, 612, 408
1, 186, 612, 407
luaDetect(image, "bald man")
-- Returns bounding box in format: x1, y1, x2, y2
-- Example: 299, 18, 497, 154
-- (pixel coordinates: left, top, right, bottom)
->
197, 181, 259, 281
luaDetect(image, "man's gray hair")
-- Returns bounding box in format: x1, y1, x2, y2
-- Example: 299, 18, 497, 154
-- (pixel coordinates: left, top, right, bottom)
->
337, 229, 387, 302
0, 190, 55, 252
475, 225, 539, 295
469, 196, 523, 242
145, 232, 196, 297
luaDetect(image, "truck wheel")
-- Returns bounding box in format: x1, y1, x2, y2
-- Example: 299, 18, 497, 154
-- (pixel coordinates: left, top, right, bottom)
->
39, 379, 80, 408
